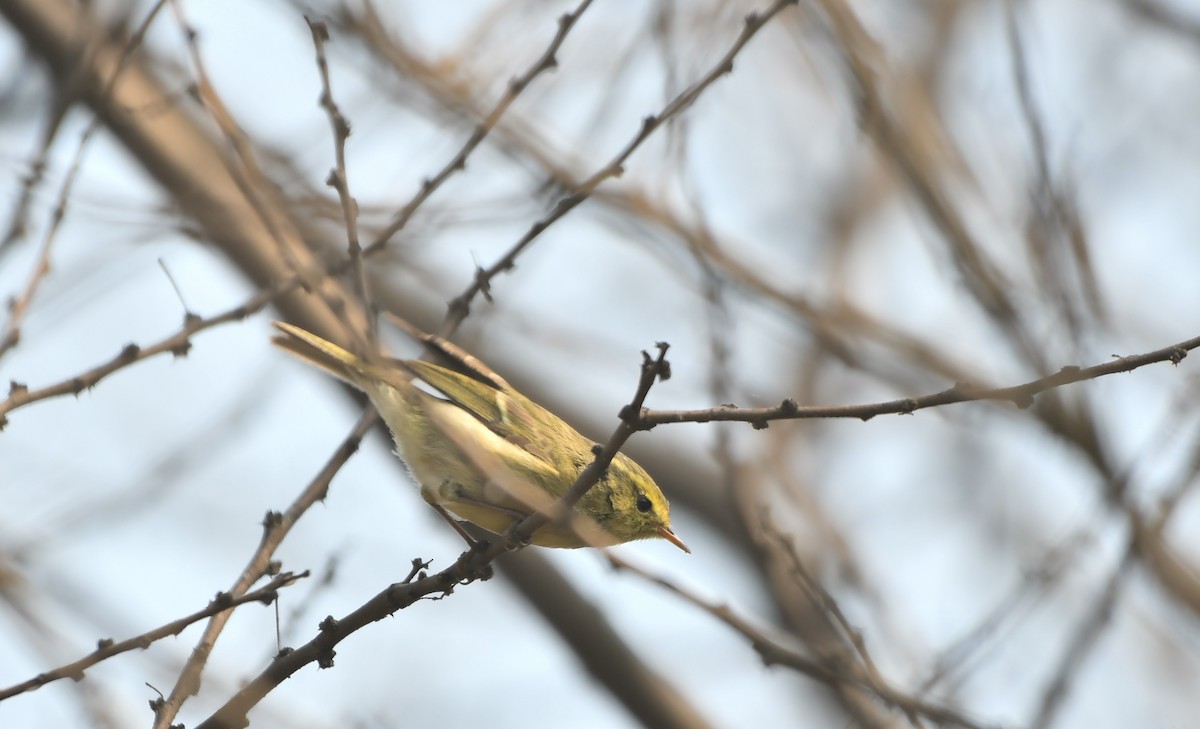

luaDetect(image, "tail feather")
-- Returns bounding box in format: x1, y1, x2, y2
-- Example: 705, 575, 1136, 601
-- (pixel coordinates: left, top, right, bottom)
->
270, 321, 366, 387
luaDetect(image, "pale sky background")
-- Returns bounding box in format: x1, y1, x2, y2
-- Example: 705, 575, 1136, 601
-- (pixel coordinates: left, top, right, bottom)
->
3, 1, 1200, 728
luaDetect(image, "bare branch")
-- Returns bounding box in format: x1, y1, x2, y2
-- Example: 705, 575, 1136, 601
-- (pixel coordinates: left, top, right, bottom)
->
306, 16, 372, 343
637, 334, 1200, 429
606, 554, 1001, 729
0, 571, 306, 702
150, 409, 375, 729
1030, 541, 1136, 729
441, 0, 799, 334
0, 279, 292, 429
365, 0, 599, 255
0, 0, 169, 359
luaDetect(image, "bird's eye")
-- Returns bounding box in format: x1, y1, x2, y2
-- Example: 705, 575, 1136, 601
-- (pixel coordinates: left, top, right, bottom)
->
636, 495, 653, 513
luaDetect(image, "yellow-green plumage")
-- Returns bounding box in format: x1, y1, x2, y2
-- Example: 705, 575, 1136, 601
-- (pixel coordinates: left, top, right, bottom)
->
271, 322, 688, 552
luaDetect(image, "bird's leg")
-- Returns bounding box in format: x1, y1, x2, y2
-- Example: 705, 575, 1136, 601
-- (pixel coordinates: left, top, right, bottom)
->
420, 488, 482, 549
447, 492, 536, 547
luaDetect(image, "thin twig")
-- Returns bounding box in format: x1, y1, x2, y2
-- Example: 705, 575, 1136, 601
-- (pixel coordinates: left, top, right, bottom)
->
0, 217, 54, 359
758, 515, 928, 728
1004, 0, 1103, 335
0, 1, 798, 430
636, 333, 1200, 429
0, 0, 170, 359
306, 16, 372, 343
166, 0, 300, 271
441, 0, 799, 334
0, 275, 296, 429
919, 533, 1091, 693
167, 0, 368, 343
365, 0, 599, 256
150, 409, 375, 729
0, 571, 306, 702
812, 0, 1043, 372
1030, 540, 1136, 729
605, 554, 999, 729
0, 0, 611, 426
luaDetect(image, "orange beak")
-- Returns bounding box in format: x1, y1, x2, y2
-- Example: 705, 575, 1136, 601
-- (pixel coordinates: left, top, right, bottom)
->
657, 526, 691, 554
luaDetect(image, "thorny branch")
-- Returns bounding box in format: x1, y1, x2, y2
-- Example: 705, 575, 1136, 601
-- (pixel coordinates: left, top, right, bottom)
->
0, 571, 306, 702
635, 334, 1200, 430
605, 554, 998, 729
149, 409, 376, 729
441, 0, 800, 334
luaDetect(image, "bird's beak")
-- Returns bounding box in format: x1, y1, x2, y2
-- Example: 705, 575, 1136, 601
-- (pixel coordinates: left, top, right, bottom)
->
657, 526, 691, 554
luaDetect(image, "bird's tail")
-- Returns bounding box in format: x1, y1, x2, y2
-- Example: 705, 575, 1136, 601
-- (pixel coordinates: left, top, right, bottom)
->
270, 321, 373, 389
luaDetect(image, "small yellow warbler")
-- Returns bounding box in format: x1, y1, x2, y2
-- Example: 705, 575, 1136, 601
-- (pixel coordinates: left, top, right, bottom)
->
271, 322, 688, 552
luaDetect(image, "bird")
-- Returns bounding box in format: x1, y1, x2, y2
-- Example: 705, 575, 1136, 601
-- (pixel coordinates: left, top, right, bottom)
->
271, 321, 688, 552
